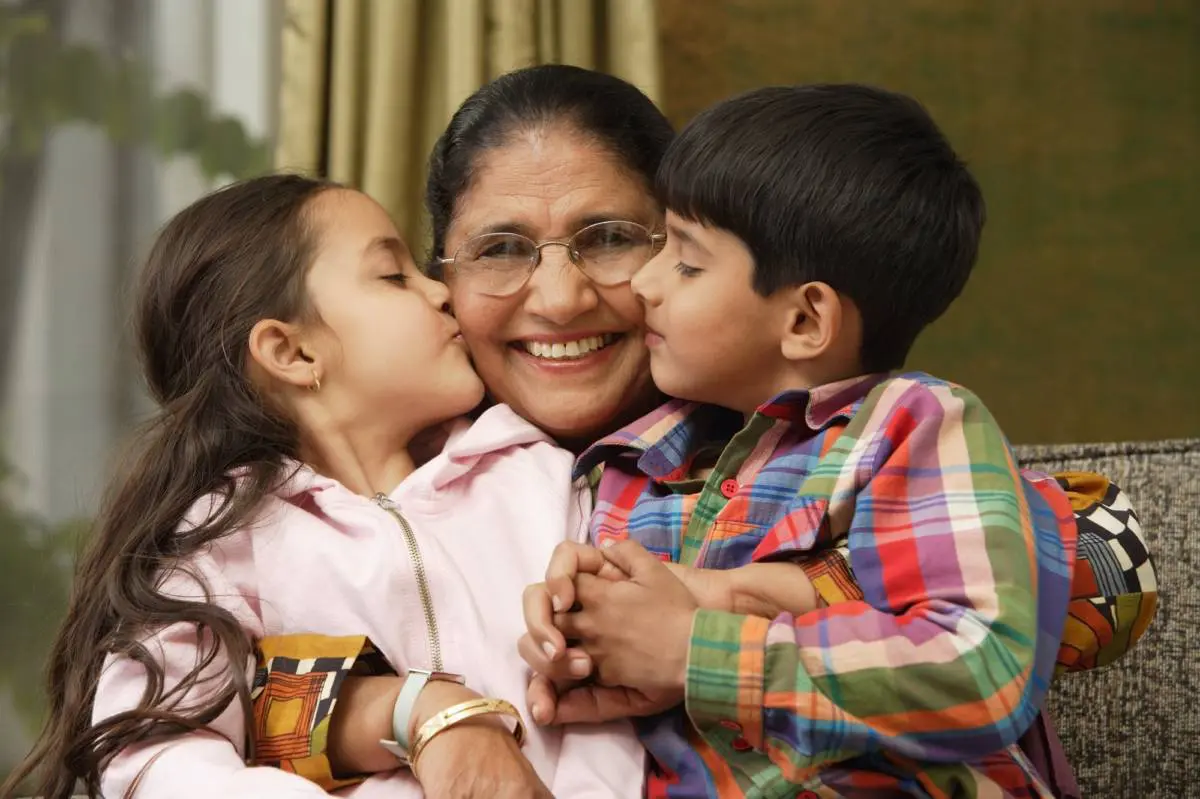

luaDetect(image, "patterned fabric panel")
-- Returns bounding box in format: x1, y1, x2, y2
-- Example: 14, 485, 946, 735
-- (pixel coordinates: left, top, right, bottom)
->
1052, 472, 1158, 673
251, 635, 395, 790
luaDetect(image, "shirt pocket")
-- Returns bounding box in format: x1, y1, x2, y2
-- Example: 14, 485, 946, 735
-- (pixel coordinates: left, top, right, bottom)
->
699, 517, 768, 569
749, 495, 832, 562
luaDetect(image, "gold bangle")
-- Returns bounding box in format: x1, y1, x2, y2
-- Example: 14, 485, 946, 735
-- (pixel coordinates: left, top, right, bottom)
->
409, 697, 526, 770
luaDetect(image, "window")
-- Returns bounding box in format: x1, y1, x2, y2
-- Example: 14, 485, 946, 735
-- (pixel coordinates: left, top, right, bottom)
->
0, 0, 279, 782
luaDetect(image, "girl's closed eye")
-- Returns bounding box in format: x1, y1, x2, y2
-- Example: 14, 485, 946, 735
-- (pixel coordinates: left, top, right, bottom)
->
382, 273, 409, 286
674, 262, 702, 278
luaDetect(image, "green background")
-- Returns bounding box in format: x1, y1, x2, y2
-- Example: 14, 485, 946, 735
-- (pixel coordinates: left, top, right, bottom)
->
659, 0, 1198, 444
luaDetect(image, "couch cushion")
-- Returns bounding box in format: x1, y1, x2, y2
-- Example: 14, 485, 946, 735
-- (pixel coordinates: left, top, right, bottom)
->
1014, 438, 1199, 798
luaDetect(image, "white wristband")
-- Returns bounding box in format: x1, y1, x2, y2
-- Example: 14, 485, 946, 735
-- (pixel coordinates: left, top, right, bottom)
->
379, 669, 465, 763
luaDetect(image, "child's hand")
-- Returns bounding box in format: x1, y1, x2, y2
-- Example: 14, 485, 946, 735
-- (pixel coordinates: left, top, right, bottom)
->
544, 541, 629, 617
663, 563, 736, 610
667, 562, 821, 618
518, 541, 629, 723
552, 541, 696, 696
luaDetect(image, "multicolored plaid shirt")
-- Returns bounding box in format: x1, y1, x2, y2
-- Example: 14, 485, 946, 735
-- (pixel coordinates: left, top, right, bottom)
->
576, 372, 1150, 799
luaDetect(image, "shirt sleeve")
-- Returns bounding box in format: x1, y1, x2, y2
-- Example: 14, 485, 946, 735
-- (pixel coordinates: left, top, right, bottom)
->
92, 550, 345, 798
250, 634, 398, 790
683, 379, 1076, 781
798, 471, 1158, 675
1045, 471, 1158, 674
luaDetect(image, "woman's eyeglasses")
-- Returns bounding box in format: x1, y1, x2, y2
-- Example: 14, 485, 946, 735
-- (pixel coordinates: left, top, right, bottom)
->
435, 220, 665, 297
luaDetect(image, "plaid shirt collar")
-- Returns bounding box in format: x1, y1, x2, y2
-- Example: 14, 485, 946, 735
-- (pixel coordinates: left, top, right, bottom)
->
575, 372, 891, 481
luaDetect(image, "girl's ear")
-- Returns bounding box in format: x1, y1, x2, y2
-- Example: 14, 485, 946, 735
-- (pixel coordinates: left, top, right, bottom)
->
248, 319, 320, 390
779, 281, 844, 362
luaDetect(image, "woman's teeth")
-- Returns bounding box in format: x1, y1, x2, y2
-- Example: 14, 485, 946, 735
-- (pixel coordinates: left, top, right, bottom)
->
520, 334, 620, 360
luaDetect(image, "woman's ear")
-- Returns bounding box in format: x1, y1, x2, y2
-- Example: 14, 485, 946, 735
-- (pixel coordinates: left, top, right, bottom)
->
779, 281, 843, 362
248, 318, 320, 390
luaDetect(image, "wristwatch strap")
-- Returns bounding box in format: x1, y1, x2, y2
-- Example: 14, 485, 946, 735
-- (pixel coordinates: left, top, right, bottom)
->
380, 669, 465, 762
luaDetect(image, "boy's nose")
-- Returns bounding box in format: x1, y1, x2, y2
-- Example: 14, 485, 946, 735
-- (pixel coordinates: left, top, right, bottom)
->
630, 251, 663, 305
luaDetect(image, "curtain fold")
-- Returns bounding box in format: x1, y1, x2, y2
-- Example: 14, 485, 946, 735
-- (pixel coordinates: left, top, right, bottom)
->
275, 0, 661, 250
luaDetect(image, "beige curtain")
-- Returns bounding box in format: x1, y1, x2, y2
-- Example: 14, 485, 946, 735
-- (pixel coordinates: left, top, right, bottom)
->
275, 0, 662, 250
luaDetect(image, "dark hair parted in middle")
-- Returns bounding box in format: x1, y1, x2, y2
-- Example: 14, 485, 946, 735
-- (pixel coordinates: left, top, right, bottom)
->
424, 64, 675, 276
657, 84, 986, 373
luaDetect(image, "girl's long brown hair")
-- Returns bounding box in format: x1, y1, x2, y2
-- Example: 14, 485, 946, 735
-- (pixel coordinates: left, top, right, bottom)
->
1, 174, 336, 799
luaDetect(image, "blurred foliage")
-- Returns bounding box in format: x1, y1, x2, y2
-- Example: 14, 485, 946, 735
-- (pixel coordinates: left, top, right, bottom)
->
0, 1, 269, 768
0, 4, 271, 182
0, 461, 78, 727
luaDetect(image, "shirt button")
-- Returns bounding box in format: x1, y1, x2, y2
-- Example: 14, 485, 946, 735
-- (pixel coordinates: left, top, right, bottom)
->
731, 736, 753, 752
720, 478, 738, 498
719, 719, 741, 732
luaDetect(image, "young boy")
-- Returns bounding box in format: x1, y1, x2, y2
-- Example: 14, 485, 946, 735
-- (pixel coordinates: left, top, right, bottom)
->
522, 85, 1155, 797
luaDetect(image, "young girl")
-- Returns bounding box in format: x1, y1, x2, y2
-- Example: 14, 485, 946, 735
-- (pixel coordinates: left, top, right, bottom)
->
1, 175, 648, 798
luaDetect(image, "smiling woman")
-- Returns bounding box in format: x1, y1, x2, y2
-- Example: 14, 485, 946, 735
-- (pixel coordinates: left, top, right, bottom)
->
436, 132, 665, 445
423, 66, 675, 448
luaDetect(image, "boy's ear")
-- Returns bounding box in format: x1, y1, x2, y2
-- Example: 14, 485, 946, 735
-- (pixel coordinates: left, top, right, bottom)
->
248, 318, 321, 390
779, 281, 843, 362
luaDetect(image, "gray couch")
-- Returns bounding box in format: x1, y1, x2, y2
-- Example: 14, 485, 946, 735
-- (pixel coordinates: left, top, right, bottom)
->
1015, 438, 1199, 798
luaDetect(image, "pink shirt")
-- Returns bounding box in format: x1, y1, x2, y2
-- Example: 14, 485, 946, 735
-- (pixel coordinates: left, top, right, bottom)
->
92, 404, 644, 797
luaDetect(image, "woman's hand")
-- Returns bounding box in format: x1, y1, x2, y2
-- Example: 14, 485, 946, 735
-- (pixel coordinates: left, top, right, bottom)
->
412, 715, 552, 798
328, 675, 549, 797
409, 679, 551, 798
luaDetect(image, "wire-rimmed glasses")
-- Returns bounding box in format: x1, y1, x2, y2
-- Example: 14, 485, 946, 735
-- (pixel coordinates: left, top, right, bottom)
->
435, 220, 665, 297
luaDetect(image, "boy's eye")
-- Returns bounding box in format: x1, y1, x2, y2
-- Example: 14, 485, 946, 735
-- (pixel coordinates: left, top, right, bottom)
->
674, 262, 701, 277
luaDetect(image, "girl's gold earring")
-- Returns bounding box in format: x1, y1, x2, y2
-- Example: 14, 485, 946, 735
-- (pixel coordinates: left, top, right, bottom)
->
309, 369, 321, 392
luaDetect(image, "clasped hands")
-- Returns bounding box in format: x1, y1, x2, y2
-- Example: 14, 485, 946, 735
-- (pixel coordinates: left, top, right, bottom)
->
518, 540, 699, 725
518, 539, 820, 726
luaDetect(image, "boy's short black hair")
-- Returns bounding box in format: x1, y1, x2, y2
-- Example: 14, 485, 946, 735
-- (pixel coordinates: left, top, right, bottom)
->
656, 84, 985, 373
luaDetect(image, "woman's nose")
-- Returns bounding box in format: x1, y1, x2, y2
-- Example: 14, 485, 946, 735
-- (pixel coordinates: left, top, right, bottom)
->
524, 247, 599, 324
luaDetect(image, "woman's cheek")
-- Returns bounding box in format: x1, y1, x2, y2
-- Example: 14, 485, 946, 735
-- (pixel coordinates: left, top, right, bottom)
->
453, 292, 518, 384
599, 284, 646, 328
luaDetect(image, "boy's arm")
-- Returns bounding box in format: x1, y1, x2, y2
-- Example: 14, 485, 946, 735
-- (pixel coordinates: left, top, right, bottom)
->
683, 379, 1077, 779
679, 473, 1158, 670
665, 560, 822, 618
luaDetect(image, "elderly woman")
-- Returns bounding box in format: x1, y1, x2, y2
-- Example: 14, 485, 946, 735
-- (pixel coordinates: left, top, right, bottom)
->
220, 67, 1155, 797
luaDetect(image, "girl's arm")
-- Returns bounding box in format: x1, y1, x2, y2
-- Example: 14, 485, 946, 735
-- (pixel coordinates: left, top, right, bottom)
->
93, 549, 534, 798
91, 552, 361, 798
